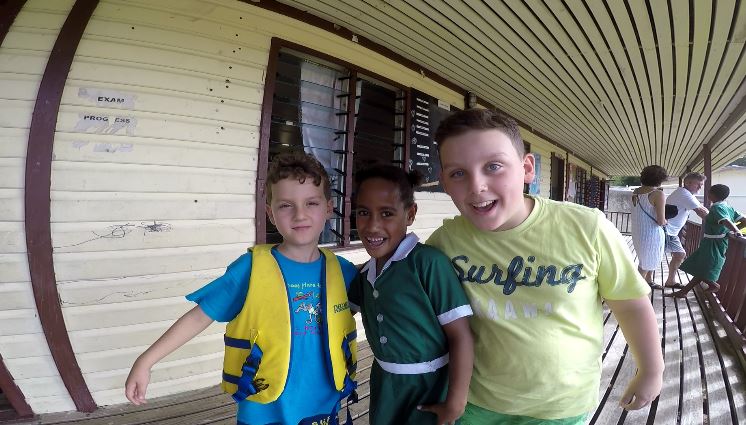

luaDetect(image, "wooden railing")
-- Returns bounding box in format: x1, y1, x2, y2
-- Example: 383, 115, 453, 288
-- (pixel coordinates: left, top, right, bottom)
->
605, 213, 746, 370
605, 211, 631, 235
683, 220, 746, 371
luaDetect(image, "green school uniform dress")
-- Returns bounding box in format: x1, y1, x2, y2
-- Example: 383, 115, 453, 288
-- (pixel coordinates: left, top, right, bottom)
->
349, 233, 473, 425
680, 201, 744, 282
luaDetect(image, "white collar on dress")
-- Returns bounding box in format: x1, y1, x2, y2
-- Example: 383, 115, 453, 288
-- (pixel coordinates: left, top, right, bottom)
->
360, 232, 419, 286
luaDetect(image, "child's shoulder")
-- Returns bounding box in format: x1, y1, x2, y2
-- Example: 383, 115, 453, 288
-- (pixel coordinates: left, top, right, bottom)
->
537, 196, 605, 223
333, 254, 355, 268
408, 242, 452, 264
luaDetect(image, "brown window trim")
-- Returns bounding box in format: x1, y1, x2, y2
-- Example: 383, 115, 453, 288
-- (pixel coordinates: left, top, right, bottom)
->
24, 0, 98, 413
0, 353, 33, 420
0, 0, 26, 46
256, 37, 411, 248
244, 0, 608, 178
0, 1, 33, 420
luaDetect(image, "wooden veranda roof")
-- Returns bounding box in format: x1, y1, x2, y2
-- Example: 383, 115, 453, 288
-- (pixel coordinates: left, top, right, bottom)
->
270, 0, 746, 176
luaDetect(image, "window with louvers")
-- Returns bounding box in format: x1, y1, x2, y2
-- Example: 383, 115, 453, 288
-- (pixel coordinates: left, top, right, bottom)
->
265, 50, 406, 246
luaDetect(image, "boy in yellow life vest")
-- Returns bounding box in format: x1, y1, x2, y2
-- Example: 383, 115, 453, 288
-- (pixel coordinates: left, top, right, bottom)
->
125, 152, 359, 425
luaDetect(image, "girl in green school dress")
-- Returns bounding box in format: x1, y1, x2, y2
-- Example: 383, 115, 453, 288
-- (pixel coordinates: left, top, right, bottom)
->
666, 184, 745, 298
348, 164, 474, 425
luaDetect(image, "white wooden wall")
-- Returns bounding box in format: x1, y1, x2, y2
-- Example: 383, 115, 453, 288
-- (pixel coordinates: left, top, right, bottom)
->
410, 192, 459, 241
0, 0, 78, 413
52, 0, 265, 407
4, 0, 608, 413
0, 0, 468, 412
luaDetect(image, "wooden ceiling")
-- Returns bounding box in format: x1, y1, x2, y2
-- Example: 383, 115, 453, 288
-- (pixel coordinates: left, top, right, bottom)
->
277, 0, 746, 176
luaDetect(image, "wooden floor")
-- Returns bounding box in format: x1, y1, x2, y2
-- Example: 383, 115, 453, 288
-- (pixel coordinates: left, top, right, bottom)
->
10, 236, 746, 425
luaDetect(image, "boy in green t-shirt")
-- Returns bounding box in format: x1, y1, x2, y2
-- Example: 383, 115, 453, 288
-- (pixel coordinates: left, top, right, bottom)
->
426, 109, 664, 424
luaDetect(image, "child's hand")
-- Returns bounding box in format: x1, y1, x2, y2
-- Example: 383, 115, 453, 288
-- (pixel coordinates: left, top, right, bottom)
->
125, 360, 152, 405
619, 368, 662, 410
417, 399, 466, 425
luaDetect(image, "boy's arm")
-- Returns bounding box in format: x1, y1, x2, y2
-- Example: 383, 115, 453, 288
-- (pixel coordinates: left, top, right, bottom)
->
605, 297, 664, 410
418, 317, 474, 423
125, 306, 214, 405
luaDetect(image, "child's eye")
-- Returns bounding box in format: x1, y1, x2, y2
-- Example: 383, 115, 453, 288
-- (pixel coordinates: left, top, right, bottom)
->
449, 170, 464, 178
357, 210, 369, 217
381, 211, 393, 217
307, 201, 319, 206
487, 163, 502, 172
279, 204, 291, 209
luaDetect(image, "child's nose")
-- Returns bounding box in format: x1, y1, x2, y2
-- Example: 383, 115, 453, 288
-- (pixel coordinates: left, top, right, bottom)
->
294, 206, 309, 219
469, 175, 487, 193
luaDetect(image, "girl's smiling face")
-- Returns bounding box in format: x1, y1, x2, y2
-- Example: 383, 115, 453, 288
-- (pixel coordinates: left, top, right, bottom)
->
355, 178, 416, 268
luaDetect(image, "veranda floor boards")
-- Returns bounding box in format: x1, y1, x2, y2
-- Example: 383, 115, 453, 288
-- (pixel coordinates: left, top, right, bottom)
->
12, 236, 746, 425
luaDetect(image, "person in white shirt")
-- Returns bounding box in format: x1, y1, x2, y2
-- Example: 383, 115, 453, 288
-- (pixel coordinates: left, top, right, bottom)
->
664, 172, 709, 288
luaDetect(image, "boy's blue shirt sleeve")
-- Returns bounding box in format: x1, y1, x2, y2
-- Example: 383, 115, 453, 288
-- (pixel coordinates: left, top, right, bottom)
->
186, 252, 356, 323
186, 252, 252, 322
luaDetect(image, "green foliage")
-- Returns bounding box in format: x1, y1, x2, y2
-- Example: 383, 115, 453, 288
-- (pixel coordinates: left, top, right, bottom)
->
729, 156, 746, 166
609, 175, 641, 186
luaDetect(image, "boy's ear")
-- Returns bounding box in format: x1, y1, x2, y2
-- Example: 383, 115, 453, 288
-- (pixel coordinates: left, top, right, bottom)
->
326, 198, 333, 218
406, 203, 418, 226
522, 153, 536, 184
266, 203, 276, 225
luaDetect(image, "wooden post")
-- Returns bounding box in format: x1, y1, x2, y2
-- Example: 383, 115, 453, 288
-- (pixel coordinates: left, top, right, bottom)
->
255, 38, 281, 244
25, 0, 99, 412
342, 70, 357, 247
703, 143, 712, 207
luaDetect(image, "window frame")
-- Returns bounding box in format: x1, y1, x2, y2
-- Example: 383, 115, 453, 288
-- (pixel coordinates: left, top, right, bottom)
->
256, 38, 411, 248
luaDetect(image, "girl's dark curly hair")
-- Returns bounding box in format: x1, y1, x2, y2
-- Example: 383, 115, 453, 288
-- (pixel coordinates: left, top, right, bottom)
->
709, 184, 730, 202
639, 165, 668, 187
355, 164, 423, 207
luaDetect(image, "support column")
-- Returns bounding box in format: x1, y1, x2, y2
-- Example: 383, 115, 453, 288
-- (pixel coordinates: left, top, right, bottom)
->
24, 0, 99, 412
703, 143, 712, 207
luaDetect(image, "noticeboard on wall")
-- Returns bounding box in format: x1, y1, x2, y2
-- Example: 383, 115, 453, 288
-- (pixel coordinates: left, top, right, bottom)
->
408, 89, 457, 192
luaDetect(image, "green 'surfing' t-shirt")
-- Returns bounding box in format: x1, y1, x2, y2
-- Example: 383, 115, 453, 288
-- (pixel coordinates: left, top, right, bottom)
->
427, 196, 650, 419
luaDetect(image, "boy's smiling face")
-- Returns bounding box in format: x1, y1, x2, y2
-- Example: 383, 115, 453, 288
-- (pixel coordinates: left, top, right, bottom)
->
440, 129, 535, 232
267, 178, 332, 250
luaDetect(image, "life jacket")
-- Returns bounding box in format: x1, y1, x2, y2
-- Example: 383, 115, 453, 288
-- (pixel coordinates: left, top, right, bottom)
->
221, 244, 358, 406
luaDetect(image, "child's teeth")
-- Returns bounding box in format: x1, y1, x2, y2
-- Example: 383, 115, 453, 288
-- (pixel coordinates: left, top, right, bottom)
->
473, 201, 492, 208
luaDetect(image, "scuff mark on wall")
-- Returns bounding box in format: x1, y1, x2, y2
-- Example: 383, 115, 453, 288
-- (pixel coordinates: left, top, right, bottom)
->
54, 221, 173, 249
93, 143, 133, 153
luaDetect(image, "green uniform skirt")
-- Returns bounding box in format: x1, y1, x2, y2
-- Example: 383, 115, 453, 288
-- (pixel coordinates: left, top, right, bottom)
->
680, 237, 728, 282
368, 361, 449, 425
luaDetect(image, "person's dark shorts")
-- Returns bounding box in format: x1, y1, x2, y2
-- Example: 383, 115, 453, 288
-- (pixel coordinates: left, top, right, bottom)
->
665, 233, 685, 253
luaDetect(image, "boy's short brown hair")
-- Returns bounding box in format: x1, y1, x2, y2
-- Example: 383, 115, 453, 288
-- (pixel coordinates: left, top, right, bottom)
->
434, 109, 525, 157
266, 151, 331, 203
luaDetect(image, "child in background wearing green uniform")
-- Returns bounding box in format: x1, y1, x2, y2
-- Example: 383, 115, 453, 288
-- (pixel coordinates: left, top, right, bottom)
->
666, 184, 745, 298
348, 164, 474, 425
427, 109, 664, 425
